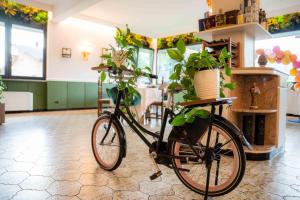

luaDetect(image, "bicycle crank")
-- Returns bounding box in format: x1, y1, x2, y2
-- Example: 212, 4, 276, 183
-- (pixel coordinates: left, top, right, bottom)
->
149, 152, 162, 180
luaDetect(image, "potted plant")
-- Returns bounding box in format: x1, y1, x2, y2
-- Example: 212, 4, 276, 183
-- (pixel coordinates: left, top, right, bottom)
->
0, 76, 6, 125
167, 39, 235, 126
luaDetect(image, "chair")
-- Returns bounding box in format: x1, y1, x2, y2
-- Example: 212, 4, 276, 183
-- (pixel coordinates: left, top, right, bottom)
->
145, 81, 168, 122
98, 79, 112, 116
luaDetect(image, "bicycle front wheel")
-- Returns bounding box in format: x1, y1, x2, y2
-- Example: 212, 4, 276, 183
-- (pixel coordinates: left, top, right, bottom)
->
170, 120, 246, 196
91, 115, 124, 171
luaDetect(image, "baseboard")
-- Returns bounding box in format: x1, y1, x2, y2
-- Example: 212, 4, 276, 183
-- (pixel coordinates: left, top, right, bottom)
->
6, 107, 97, 114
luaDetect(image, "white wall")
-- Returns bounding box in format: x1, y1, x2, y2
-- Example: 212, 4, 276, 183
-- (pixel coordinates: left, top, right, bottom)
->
47, 18, 116, 82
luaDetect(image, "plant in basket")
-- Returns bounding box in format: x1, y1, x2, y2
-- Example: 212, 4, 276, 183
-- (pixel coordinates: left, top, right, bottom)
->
99, 25, 151, 106
167, 39, 235, 127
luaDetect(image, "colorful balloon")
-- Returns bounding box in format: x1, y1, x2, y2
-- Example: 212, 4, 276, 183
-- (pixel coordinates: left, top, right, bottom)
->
284, 50, 291, 56
296, 76, 300, 83
295, 83, 300, 89
290, 68, 297, 76
268, 57, 276, 64
273, 46, 280, 53
265, 49, 272, 56
290, 54, 298, 62
293, 61, 300, 69
276, 50, 284, 59
281, 56, 291, 65
256, 49, 265, 55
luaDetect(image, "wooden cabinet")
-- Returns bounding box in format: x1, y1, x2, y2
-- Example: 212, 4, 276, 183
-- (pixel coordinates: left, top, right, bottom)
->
228, 68, 288, 160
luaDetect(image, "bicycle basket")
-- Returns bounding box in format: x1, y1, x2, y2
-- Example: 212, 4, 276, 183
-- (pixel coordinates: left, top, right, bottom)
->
170, 117, 209, 144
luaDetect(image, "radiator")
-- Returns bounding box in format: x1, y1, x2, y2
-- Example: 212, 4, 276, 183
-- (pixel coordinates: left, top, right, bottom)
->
3, 92, 33, 111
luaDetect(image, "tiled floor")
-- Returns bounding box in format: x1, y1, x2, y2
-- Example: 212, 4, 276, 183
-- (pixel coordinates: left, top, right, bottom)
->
0, 110, 300, 200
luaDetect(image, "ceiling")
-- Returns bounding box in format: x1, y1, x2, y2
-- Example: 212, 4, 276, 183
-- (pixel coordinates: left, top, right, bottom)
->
80, 0, 208, 38
15, 0, 300, 38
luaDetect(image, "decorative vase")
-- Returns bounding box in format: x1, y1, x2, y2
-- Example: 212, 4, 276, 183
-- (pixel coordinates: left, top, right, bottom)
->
258, 54, 268, 67
0, 103, 5, 125
194, 69, 220, 99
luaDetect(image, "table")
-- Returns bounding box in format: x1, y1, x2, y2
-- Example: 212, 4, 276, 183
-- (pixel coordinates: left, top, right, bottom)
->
135, 87, 160, 122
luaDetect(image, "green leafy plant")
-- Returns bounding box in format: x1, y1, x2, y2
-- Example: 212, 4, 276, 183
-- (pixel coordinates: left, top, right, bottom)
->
0, 76, 6, 101
0, 0, 48, 25
99, 25, 151, 105
167, 39, 235, 126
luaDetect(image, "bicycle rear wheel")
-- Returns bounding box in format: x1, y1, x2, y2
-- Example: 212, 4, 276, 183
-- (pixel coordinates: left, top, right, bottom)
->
92, 115, 124, 171
169, 120, 246, 196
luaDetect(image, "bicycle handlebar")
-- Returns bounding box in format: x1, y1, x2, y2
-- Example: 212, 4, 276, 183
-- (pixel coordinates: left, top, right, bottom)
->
91, 66, 158, 79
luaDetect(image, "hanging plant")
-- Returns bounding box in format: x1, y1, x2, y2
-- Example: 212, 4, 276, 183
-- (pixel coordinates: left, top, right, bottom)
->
0, 0, 48, 26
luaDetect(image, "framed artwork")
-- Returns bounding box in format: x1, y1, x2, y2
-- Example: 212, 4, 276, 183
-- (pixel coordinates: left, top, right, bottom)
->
62, 48, 72, 58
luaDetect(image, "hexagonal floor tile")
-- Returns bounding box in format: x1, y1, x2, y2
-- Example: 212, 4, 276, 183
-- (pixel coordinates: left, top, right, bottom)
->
11, 190, 50, 200
79, 173, 109, 186
47, 195, 80, 200
108, 177, 139, 191
140, 181, 174, 196
0, 184, 21, 200
113, 191, 149, 200
6, 162, 35, 172
78, 186, 112, 200
47, 180, 81, 196
20, 176, 54, 190
0, 171, 29, 184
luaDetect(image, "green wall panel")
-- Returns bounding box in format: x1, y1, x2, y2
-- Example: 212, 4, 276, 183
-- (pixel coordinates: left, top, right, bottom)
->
67, 82, 85, 109
85, 83, 98, 108
28, 82, 47, 110
4, 81, 47, 110
47, 82, 68, 110
4, 80, 99, 110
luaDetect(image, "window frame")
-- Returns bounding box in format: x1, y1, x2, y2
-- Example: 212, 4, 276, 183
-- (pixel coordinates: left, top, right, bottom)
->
0, 17, 47, 80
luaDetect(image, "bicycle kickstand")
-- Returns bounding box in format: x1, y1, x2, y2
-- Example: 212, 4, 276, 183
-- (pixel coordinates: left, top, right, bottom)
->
149, 152, 162, 180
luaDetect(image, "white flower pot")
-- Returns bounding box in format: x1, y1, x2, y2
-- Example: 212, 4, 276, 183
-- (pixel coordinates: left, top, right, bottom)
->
194, 69, 220, 99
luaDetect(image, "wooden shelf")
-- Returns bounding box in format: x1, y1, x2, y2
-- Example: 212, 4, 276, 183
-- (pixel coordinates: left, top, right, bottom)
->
231, 108, 277, 114
199, 23, 272, 40
232, 67, 289, 76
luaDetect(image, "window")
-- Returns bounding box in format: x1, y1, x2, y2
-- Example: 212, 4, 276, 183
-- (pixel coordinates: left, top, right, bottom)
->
0, 20, 46, 79
157, 44, 202, 83
137, 48, 154, 85
0, 22, 5, 75
11, 25, 44, 78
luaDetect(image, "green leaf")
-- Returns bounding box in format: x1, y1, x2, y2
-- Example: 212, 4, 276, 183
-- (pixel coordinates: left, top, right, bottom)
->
224, 64, 232, 76
171, 114, 186, 126
99, 71, 106, 82
144, 66, 151, 72
169, 73, 178, 81
176, 39, 186, 54
194, 109, 210, 119
167, 49, 184, 62
168, 82, 181, 90
224, 83, 236, 90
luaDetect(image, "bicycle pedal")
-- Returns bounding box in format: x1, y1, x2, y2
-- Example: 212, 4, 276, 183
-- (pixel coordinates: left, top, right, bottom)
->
149, 171, 162, 180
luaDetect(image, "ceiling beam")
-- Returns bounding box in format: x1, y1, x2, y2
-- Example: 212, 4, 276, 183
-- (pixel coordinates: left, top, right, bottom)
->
52, 0, 104, 23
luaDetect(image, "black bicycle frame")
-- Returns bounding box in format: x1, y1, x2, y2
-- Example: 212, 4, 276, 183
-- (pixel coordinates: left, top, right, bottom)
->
103, 89, 172, 153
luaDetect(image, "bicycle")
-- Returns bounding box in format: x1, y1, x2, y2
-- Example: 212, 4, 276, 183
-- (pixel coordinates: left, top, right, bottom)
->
91, 66, 252, 199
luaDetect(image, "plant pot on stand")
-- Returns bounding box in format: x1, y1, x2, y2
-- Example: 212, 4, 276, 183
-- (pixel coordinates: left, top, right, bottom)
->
194, 69, 220, 99
0, 103, 4, 125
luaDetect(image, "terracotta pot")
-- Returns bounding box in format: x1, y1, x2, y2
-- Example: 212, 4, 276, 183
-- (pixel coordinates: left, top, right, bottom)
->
194, 69, 220, 99
0, 103, 4, 125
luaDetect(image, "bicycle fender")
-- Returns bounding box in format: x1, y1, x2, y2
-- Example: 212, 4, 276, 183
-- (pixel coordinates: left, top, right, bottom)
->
101, 111, 127, 158
214, 115, 253, 150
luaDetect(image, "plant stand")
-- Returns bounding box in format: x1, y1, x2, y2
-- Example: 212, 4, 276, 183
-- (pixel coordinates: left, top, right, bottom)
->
0, 103, 5, 125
